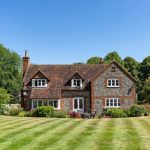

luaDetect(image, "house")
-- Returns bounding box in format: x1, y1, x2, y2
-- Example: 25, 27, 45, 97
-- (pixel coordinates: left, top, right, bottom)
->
21, 51, 137, 114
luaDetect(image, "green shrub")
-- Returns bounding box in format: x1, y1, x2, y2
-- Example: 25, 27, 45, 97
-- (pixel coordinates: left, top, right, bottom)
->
129, 105, 145, 117
32, 106, 54, 117
123, 109, 131, 117
0, 105, 8, 115
106, 108, 128, 118
18, 111, 28, 117
8, 108, 23, 116
53, 110, 67, 118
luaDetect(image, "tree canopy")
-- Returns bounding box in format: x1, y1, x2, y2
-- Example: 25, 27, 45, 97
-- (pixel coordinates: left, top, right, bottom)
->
0, 44, 22, 103
140, 56, 150, 82
0, 88, 10, 106
87, 57, 101, 64
142, 77, 150, 103
103, 51, 124, 66
123, 57, 139, 79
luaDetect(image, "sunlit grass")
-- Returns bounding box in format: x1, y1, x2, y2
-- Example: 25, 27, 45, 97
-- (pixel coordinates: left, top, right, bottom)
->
0, 116, 150, 150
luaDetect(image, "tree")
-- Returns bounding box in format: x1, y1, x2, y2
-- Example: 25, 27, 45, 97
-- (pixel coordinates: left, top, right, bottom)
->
0, 88, 10, 106
87, 57, 101, 64
123, 57, 143, 102
103, 51, 124, 66
0, 44, 22, 103
123, 57, 139, 79
0, 88, 10, 114
140, 56, 150, 82
141, 77, 150, 103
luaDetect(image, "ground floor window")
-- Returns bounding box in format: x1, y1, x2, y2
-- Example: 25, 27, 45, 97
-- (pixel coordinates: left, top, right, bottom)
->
105, 98, 121, 107
32, 99, 60, 109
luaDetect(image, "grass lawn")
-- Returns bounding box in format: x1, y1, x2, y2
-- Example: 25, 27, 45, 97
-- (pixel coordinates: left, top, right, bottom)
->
0, 116, 150, 150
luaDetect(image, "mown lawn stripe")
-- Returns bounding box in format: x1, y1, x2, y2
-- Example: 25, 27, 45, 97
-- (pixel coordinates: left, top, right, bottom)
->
111, 118, 129, 150
0, 117, 27, 127
123, 118, 141, 150
34, 119, 83, 150
2, 119, 69, 150
61, 119, 101, 150
131, 118, 150, 150
94, 118, 116, 150
0, 118, 59, 143
21, 119, 79, 150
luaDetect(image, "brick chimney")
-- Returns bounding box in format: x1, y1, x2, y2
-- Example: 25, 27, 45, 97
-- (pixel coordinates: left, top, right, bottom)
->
23, 50, 30, 76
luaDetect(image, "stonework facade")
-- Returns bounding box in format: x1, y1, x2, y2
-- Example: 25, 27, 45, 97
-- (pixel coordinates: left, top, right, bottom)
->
91, 63, 136, 112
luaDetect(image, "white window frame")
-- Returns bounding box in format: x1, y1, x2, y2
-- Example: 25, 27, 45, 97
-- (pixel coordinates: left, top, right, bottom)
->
31, 99, 60, 109
105, 98, 121, 108
73, 97, 84, 113
107, 79, 119, 87
32, 79, 47, 87
71, 79, 82, 88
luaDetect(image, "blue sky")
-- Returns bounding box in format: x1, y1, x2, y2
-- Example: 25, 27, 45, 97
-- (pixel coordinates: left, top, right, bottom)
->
0, 0, 150, 64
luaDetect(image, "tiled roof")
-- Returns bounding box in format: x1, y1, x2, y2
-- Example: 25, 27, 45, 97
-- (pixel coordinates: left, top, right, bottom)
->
23, 64, 106, 98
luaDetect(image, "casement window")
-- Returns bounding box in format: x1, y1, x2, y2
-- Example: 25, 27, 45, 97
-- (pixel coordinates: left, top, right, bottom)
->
107, 79, 119, 87
71, 79, 82, 88
105, 98, 121, 107
32, 79, 47, 87
32, 99, 60, 109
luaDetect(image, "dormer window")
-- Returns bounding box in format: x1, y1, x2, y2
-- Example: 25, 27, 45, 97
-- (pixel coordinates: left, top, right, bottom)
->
32, 79, 47, 87
107, 79, 119, 87
71, 79, 82, 88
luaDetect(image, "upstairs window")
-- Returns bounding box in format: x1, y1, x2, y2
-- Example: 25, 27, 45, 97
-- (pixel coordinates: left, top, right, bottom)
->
32, 79, 47, 87
107, 79, 119, 87
71, 79, 82, 88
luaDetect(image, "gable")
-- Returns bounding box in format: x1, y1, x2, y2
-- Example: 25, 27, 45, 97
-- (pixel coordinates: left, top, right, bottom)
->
92, 62, 136, 97
92, 61, 137, 83
32, 71, 48, 79
64, 72, 84, 86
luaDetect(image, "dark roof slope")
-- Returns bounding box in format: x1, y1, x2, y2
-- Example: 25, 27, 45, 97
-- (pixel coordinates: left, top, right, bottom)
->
23, 64, 106, 98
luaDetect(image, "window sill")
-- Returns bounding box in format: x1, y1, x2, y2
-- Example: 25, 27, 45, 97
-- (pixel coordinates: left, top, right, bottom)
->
107, 86, 120, 88
32, 86, 47, 88
105, 106, 121, 108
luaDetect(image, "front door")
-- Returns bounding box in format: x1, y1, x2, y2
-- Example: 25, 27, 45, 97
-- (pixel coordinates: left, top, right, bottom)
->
73, 98, 84, 113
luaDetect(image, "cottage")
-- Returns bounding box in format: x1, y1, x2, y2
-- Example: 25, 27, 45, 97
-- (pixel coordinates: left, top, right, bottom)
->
22, 51, 137, 114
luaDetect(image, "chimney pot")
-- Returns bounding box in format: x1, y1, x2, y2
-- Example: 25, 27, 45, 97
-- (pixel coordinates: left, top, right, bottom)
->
25, 50, 28, 57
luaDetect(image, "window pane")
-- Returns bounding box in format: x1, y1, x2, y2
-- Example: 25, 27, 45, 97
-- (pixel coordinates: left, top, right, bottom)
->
73, 80, 76, 85
49, 101, 53, 106
106, 99, 109, 106
54, 100, 58, 108
79, 99, 83, 109
77, 80, 80, 86
74, 99, 78, 109
42, 80, 45, 86
38, 80, 41, 86
43, 100, 47, 106
108, 80, 111, 86
38, 100, 42, 106
33, 100, 37, 108
116, 80, 119, 86
110, 99, 113, 106
35, 80, 38, 86
112, 80, 115, 86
